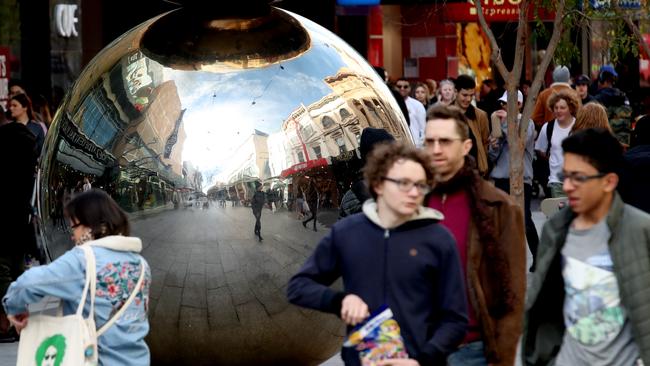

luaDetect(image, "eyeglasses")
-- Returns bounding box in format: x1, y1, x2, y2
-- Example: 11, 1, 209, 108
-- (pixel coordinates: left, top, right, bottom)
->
396, 84, 410, 89
559, 171, 607, 185
423, 137, 462, 148
382, 177, 431, 195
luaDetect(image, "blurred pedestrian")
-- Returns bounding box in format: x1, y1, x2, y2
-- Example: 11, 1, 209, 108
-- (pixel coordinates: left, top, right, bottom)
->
534, 90, 581, 198
436, 79, 456, 106
396, 78, 426, 147
523, 128, 650, 366
413, 82, 430, 109
594, 65, 633, 147
424, 79, 438, 105
574, 74, 595, 106
571, 102, 611, 134
454, 75, 490, 177
424, 105, 526, 366
0, 119, 37, 342
9, 93, 45, 154
251, 182, 265, 241
488, 90, 539, 270
301, 179, 320, 232
288, 142, 468, 365
532, 65, 579, 129
3, 189, 151, 365
618, 115, 650, 213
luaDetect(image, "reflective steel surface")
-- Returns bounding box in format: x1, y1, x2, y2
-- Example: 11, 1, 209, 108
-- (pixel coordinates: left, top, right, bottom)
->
38, 4, 411, 365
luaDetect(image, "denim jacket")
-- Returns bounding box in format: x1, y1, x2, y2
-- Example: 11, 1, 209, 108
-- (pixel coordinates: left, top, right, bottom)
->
3, 236, 151, 366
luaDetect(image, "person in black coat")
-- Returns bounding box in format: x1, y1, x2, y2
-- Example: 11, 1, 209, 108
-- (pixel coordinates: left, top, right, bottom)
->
0, 121, 37, 341
251, 182, 265, 242
618, 115, 650, 213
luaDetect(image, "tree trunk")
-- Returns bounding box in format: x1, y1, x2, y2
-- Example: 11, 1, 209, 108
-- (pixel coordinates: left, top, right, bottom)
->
475, 0, 568, 208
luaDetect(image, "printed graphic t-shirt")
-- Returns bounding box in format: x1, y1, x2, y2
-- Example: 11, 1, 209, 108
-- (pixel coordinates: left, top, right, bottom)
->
555, 219, 640, 366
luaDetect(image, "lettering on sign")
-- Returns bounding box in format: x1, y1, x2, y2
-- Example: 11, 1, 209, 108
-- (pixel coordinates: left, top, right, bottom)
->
55, 4, 79, 37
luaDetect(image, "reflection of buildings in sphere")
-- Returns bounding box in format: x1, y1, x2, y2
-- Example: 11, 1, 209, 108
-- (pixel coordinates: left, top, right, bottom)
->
38, 5, 410, 365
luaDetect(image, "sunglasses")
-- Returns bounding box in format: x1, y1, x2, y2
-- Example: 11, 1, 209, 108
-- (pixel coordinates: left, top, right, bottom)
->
396, 84, 410, 89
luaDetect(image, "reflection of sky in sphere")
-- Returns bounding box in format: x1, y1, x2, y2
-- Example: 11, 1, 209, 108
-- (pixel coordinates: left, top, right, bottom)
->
163, 40, 352, 172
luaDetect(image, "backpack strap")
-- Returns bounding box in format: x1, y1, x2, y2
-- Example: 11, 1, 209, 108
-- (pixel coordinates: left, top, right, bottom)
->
545, 119, 555, 157
97, 259, 147, 336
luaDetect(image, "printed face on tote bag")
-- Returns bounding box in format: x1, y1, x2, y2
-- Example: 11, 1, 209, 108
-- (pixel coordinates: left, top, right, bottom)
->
36, 334, 66, 366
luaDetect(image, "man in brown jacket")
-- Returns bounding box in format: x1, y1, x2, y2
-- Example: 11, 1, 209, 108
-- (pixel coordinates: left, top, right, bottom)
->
424, 104, 527, 366
532, 65, 579, 129
454, 75, 490, 176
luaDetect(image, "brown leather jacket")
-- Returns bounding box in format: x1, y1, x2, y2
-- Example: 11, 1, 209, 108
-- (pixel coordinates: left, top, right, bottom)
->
460, 104, 490, 176
467, 179, 527, 365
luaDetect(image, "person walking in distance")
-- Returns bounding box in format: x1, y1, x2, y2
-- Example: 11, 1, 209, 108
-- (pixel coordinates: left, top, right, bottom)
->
288, 142, 468, 365
251, 182, 265, 242
534, 90, 581, 198
453, 75, 491, 177
302, 179, 320, 232
522, 128, 650, 366
396, 78, 426, 147
423, 104, 526, 366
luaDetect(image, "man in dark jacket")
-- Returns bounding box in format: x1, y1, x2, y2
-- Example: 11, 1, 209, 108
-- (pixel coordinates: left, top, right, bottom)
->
618, 115, 650, 213
423, 105, 527, 366
288, 143, 467, 366
523, 128, 650, 365
251, 182, 265, 242
594, 65, 633, 146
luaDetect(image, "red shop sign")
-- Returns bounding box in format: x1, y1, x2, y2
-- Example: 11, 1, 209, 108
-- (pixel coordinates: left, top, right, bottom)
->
443, 1, 555, 22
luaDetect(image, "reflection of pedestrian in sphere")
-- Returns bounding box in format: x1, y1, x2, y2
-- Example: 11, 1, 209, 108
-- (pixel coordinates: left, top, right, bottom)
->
35, 334, 66, 366
302, 179, 319, 232
251, 182, 265, 242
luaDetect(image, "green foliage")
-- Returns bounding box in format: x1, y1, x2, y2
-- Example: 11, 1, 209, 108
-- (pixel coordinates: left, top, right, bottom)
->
0, 0, 20, 46
607, 19, 640, 63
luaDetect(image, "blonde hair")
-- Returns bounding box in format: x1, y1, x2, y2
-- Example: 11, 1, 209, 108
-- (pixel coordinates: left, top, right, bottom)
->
572, 103, 611, 134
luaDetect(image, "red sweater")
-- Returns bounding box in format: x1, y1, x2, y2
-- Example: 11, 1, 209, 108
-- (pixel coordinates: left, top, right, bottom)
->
428, 190, 482, 344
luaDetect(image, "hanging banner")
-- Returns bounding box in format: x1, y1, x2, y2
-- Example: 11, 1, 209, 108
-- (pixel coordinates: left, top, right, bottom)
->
443, 0, 555, 22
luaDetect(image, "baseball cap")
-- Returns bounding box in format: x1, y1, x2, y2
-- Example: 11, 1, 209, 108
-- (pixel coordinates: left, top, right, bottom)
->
575, 74, 591, 85
498, 90, 523, 104
599, 65, 618, 78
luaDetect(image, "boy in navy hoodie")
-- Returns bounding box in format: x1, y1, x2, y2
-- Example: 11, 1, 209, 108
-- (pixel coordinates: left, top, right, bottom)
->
287, 142, 468, 366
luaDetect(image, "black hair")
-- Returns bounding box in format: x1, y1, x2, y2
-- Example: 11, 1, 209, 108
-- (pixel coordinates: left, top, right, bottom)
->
561, 128, 623, 174
599, 71, 616, 84
454, 74, 476, 91
65, 189, 130, 238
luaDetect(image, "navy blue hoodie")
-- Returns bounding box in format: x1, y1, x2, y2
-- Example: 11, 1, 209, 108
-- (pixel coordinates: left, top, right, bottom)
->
287, 201, 468, 365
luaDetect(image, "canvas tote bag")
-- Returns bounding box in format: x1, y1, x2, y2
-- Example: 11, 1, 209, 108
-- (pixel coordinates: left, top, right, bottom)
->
16, 245, 146, 366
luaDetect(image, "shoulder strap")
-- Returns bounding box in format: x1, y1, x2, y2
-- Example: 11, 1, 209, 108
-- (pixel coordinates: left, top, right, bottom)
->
77, 246, 96, 318
545, 119, 555, 157
97, 259, 147, 336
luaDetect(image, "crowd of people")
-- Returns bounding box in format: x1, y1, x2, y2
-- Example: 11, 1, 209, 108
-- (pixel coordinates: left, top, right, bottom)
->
288, 64, 650, 366
1, 61, 650, 366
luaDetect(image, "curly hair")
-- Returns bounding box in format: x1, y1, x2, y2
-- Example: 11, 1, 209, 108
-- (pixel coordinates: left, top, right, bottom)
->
572, 102, 611, 134
363, 142, 434, 200
547, 89, 582, 116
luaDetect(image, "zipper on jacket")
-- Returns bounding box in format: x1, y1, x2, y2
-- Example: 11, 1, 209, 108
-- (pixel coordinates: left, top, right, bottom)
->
382, 229, 389, 304
441, 193, 447, 212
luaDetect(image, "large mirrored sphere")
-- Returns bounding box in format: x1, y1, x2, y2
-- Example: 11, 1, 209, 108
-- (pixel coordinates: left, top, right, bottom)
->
38, 4, 412, 365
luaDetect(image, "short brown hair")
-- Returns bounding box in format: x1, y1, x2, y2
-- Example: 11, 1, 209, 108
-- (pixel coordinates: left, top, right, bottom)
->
65, 189, 131, 239
426, 104, 469, 140
572, 102, 612, 134
363, 142, 434, 200
547, 89, 582, 116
